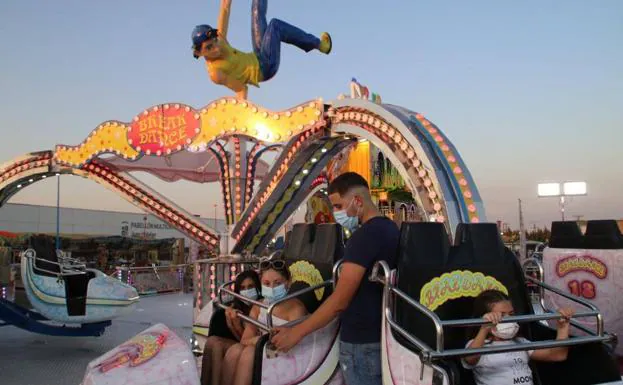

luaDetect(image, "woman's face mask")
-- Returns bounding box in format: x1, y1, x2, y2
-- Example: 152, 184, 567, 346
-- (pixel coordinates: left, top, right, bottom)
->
492, 322, 519, 340
240, 288, 258, 300
262, 284, 288, 303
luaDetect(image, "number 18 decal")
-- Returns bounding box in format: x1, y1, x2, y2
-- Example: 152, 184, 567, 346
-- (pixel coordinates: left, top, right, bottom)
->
568, 280, 596, 299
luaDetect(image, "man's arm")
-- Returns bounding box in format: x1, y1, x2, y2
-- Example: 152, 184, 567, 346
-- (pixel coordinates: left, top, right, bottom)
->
296, 263, 364, 336
217, 0, 233, 39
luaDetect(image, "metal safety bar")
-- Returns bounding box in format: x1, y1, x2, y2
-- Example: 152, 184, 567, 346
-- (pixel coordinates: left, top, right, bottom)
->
370, 260, 446, 352
370, 260, 615, 364
519, 258, 597, 334
435, 335, 612, 359
521, 258, 598, 335
215, 279, 271, 332
524, 274, 606, 337
216, 280, 334, 331
214, 301, 271, 332
217, 279, 267, 309
442, 310, 599, 328
22, 249, 87, 278
266, 281, 333, 329
56, 250, 86, 266
213, 258, 345, 333
522, 257, 545, 305
332, 259, 344, 290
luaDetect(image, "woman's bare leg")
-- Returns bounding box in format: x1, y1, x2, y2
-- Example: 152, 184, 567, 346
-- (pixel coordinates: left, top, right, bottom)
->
221, 344, 245, 385
201, 337, 237, 385
232, 345, 257, 385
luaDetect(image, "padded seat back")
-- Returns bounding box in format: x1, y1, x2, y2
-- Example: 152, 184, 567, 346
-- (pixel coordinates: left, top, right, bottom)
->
549, 221, 584, 249
29, 235, 60, 276
395, 223, 533, 351
284, 223, 344, 313
283, 225, 314, 261
395, 222, 450, 349
448, 223, 533, 345
584, 220, 623, 249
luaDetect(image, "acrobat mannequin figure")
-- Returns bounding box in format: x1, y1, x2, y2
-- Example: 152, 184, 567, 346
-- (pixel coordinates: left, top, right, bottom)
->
192, 0, 332, 99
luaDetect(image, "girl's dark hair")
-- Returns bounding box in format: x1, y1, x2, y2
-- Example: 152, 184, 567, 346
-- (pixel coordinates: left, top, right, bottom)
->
472, 289, 510, 318
467, 289, 511, 339
232, 270, 261, 315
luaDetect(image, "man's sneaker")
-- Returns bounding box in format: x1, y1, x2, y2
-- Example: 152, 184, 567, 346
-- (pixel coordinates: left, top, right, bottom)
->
319, 32, 332, 54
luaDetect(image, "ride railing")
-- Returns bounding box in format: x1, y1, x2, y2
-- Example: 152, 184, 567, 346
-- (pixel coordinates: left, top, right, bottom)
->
194, 257, 259, 311
22, 248, 88, 278
213, 255, 343, 333
521, 257, 613, 340
370, 260, 615, 366
115, 264, 187, 295
522, 257, 545, 305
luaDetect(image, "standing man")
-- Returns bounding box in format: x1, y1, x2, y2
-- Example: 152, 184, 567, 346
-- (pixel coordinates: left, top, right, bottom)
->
192, 0, 332, 99
271, 172, 400, 385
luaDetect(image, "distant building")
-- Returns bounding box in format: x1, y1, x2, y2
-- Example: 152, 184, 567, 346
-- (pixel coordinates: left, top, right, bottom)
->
0, 203, 228, 243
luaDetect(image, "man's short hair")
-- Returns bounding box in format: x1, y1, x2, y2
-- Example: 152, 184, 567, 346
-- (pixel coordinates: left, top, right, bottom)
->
328, 172, 369, 196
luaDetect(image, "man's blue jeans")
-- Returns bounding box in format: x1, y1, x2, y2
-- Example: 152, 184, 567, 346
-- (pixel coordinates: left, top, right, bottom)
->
339, 341, 383, 385
251, 0, 321, 81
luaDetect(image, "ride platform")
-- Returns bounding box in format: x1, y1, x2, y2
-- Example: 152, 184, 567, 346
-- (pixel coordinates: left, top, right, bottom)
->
0, 292, 193, 385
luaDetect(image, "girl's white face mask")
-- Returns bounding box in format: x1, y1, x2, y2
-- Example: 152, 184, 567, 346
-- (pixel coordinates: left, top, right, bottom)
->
492, 322, 519, 340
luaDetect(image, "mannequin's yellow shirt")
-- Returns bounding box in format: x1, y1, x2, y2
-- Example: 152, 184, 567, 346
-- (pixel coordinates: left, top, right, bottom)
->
206, 41, 262, 87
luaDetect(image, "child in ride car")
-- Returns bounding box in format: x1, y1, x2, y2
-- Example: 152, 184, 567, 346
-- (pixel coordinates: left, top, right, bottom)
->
463, 290, 574, 385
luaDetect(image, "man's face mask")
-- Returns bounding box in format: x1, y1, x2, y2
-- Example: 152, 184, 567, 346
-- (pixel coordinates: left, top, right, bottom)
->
333, 197, 359, 232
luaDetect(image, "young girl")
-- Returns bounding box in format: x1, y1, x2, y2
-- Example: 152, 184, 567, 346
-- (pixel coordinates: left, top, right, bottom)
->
201, 270, 261, 385
463, 290, 574, 385
221, 258, 308, 385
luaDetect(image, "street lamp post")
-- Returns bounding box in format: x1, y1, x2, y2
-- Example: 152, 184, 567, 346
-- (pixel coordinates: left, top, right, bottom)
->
143, 216, 147, 240
213, 204, 217, 231
55, 173, 61, 250
537, 181, 587, 221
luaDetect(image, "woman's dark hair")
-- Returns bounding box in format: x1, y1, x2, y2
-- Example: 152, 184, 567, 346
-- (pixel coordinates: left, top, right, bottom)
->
259, 258, 291, 281
232, 270, 261, 315
467, 289, 512, 339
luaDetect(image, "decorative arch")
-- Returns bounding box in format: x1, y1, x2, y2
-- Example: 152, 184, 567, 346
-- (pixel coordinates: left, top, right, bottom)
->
244, 143, 282, 208
329, 98, 485, 236
232, 98, 485, 249
2, 97, 484, 254
0, 154, 220, 250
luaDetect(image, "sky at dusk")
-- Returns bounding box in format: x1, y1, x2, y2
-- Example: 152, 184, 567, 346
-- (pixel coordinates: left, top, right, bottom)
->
1, 0, 621, 228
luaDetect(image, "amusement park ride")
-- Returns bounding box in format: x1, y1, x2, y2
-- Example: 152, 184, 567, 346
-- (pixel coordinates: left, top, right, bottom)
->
1, 1, 622, 384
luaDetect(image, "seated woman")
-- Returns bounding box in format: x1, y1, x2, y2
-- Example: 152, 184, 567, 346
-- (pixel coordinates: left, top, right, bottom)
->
201, 270, 261, 385
221, 258, 308, 385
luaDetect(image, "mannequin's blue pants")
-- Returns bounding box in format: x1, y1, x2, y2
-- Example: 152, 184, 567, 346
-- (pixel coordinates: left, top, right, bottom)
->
252, 0, 321, 81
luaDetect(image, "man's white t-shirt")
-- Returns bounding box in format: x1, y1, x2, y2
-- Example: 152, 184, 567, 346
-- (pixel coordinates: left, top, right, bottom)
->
462, 338, 534, 385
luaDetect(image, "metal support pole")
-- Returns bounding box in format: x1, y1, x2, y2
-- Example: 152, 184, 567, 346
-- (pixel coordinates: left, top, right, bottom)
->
214, 204, 217, 230
55, 174, 60, 250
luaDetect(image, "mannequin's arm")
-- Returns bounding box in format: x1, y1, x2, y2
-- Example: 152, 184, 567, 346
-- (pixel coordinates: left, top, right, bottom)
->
218, 0, 232, 39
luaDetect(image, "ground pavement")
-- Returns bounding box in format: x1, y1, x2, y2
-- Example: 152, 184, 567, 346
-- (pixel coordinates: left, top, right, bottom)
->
0, 292, 194, 385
